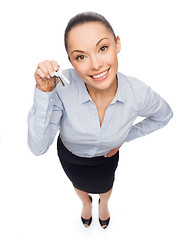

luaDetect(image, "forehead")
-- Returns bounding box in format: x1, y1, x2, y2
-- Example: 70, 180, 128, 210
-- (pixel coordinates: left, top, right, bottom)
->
68, 22, 114, 51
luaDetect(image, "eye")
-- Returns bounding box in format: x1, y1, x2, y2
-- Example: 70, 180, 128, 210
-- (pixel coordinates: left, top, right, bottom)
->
76, 55, 86, 60
100, 46, 108, 52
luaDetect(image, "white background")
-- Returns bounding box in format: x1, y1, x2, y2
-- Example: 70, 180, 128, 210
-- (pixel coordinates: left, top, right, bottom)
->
0, 0, 193, 239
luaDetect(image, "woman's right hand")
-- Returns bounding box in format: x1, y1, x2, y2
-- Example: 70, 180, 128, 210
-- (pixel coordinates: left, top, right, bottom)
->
34, 60, 60, 92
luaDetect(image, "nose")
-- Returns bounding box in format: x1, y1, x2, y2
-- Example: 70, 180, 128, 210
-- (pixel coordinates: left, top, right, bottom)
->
90, 54, 103, 71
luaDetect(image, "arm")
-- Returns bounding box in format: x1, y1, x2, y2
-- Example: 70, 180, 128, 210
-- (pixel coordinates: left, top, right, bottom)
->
126, 86, 173, 142
27, 87, 63, 155
27, 60, 63, 155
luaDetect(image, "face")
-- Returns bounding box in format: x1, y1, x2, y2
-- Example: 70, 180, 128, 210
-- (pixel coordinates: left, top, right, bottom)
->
67, 22, 121, 92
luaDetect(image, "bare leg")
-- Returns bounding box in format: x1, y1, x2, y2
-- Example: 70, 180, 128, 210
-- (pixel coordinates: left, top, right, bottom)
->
99, 188, 113, 228
74, 187, 92, 227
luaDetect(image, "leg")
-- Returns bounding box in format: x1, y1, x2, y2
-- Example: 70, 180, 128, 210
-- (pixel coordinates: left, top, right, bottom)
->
74, 187, 92, 227
99, 188, 113, 228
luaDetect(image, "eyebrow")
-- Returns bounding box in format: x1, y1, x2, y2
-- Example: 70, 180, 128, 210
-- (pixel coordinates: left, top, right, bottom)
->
96, 37, 109, 46
71, 37, 109, 54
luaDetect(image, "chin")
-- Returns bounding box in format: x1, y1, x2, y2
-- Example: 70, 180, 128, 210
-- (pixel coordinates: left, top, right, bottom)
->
93, 79, 115, 91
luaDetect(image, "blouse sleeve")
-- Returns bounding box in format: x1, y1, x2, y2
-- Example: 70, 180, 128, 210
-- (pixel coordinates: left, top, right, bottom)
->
27, 87, 63, 155
126, 85, 173, 142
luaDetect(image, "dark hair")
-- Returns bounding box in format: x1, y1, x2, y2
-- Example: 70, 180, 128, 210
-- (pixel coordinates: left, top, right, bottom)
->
64, 12, 117, 53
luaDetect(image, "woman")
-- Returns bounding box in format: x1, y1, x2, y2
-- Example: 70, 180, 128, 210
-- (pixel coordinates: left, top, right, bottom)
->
28, 12, 173, 229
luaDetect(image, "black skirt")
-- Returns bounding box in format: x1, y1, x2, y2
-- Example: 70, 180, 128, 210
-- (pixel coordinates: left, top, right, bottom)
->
57, 136, 119, 194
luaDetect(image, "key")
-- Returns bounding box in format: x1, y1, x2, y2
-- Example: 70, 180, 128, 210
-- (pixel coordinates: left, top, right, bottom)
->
53, 69, 70, 86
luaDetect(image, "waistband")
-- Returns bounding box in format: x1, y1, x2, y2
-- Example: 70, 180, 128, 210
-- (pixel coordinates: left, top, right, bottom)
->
57, 135, 119, 166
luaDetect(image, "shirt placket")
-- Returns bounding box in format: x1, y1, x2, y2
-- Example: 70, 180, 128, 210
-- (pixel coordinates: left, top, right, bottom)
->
88, 101, 101, 156
89, 100, 114, 157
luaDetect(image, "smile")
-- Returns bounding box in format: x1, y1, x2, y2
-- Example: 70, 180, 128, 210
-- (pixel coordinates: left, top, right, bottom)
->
90, 68, 110, 80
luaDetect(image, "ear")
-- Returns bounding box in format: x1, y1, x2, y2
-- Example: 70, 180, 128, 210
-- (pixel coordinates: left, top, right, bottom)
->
116, 36, 121, 54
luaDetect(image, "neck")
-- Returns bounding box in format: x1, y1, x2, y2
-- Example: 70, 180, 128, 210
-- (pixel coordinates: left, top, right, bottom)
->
85, 77, 118, 103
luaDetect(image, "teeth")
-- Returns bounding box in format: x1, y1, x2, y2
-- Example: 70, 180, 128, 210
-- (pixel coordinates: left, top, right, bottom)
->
92, 70, 108, 79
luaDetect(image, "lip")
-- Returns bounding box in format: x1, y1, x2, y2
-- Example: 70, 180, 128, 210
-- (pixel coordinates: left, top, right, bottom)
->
89, 68, 110, 82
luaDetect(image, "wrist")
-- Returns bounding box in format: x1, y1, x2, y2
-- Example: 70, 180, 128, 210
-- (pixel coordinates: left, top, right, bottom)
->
36, 84, 55, 92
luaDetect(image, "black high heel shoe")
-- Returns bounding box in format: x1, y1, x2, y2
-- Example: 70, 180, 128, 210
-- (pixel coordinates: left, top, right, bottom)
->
81, 195, 92, 227
99, 199, 110, 229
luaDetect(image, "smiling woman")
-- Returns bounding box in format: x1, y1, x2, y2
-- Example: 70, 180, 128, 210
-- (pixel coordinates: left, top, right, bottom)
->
67, 22, 121, 94
27, 11, 173, 229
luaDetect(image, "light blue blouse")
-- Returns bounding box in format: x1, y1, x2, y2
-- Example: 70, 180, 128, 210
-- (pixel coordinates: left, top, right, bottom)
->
27, 68, 173, 157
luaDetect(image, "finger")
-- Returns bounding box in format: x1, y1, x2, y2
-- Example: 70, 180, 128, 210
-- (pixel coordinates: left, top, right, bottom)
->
104, 151, 114, 158
38, 62, 50, 78
109, 150, 117, 157
105, 146, 121, 158
36, 68, 46, 79
50, 60, 60, 71
106, 149, 119, 157
43, 60, 55, 78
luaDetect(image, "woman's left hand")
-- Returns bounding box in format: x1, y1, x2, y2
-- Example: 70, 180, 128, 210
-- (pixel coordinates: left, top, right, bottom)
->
104, 145, 122, 158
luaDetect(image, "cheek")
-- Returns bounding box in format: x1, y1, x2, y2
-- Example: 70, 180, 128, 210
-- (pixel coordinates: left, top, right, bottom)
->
73, 63, 88, 77
104, 52, 118, 66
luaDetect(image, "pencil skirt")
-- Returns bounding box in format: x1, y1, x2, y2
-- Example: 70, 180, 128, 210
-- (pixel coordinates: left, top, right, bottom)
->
57, 136, 119, 194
